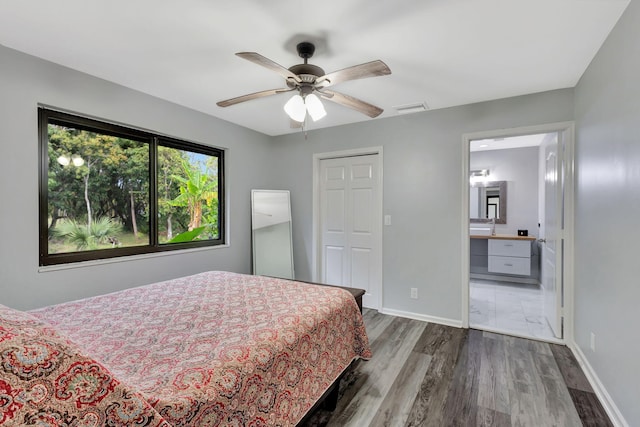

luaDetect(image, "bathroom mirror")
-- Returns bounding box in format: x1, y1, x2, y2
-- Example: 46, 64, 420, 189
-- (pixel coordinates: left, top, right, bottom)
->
251, 189, 294, 279
470, 180, 507, 224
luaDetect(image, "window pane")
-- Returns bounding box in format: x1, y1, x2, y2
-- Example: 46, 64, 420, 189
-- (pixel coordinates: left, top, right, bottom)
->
47, 124, 150, 254
157, 146, 220, 244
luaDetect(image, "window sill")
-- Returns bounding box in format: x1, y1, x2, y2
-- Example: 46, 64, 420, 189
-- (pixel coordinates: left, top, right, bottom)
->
38, 243, 230, 273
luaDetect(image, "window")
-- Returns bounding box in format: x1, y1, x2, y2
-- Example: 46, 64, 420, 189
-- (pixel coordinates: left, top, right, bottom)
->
39, 108, 225, 266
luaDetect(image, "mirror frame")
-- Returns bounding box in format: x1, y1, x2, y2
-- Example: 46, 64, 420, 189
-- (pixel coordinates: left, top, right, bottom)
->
470, 180, 507, 224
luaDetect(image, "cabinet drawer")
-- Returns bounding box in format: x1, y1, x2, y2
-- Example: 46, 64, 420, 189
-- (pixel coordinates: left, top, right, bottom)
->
488, 255, 531, 276
488, 239, 530, 257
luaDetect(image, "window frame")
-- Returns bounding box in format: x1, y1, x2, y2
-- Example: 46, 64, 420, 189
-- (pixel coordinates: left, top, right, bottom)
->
39, 108, 225, 266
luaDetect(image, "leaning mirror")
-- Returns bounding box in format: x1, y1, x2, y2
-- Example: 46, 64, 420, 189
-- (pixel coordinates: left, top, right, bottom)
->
470, 180, 507, 224
251, 190, 294, 279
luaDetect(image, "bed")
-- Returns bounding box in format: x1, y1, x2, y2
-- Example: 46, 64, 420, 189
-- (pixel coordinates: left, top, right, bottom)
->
13, 271, 371, 426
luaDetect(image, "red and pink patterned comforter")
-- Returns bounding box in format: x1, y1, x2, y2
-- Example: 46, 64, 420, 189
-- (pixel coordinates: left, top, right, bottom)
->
30, 271, 371, 426
0, 304, 171, 426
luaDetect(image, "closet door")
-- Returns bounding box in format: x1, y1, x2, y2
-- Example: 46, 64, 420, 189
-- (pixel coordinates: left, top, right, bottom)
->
319, 154, 381, 309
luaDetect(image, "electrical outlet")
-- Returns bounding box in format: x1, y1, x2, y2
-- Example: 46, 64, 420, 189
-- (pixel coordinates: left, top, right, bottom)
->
590, 332, 596, 352
410, 288, 418, 299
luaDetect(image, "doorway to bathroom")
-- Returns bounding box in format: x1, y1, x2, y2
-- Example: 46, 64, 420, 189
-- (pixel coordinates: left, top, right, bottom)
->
462, 123, 574, 343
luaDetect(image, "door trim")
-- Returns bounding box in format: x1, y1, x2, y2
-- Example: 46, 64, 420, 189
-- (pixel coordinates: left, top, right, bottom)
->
461, 122, 575, 344
312, 146, 384, 310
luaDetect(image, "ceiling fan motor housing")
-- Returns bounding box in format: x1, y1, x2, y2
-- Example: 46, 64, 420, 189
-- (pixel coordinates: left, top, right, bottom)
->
288, 41, 325, 81
288, 63, 325, 80
287, 41, 325, 86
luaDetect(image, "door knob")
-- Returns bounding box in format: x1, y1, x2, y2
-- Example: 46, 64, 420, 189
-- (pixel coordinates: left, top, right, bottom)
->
538, 238, 546, 243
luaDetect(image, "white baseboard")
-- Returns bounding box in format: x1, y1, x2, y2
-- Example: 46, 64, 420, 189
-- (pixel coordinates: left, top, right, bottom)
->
569, 342, 629, 427
379, 307, 462, 328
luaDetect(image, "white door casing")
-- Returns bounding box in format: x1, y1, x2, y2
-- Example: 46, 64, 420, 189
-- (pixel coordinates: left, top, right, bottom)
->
316, 152, 382, 310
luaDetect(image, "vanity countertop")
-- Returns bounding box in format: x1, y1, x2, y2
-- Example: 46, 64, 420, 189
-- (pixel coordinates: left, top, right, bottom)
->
470, 234, 536, 241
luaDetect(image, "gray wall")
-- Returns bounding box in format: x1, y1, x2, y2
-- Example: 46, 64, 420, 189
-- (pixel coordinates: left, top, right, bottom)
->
0, 45, 273, 310
271, 90, 573, 322
574, 0, 640, 424
470, 146, 540, 236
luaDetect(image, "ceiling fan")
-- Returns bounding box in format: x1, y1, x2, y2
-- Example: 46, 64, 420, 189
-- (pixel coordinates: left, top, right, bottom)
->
217, 42, 391, 123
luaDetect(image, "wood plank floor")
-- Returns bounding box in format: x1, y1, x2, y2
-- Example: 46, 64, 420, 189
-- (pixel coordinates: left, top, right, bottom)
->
302, 309, 612, 427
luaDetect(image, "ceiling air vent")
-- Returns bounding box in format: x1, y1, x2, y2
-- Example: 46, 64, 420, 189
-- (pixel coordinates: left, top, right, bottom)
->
393, 102, 429, 115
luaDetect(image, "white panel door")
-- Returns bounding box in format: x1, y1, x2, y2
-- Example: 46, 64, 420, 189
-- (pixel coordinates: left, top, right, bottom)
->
319, 155, 381, 309
541, 132, 563, 338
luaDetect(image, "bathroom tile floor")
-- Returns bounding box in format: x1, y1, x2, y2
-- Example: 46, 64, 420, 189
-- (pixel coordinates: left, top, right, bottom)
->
469, 278, 556, 340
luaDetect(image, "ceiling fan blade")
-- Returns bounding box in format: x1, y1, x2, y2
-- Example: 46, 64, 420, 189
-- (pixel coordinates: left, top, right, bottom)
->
236, 52, 302, 83
217, 88, 293, 107
319, 90, 384, 118
316, 60, 391, 88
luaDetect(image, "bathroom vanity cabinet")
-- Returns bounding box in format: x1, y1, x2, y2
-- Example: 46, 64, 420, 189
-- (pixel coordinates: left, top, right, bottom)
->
488, 239, 531, 276
470, 234, 538, 283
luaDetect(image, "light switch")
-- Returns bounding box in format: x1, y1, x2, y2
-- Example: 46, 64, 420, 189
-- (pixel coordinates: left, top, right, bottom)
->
384, 215, 391, 226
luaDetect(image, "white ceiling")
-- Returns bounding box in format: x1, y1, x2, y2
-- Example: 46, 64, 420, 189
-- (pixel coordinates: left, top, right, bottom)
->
0, 0, 629, 136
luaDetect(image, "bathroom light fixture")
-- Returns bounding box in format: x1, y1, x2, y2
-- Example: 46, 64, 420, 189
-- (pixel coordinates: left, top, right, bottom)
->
470, 169, 490, 178
283, 91, 327, 123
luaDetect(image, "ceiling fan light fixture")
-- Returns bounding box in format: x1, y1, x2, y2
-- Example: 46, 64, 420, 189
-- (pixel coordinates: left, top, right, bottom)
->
219, 42, 392, 126
305, 93, 326, 121
284, 94, 306, 122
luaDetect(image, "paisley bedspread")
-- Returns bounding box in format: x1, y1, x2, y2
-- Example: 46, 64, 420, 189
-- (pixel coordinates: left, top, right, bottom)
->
0, 304, 171, 426
30, 271, 371, 426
